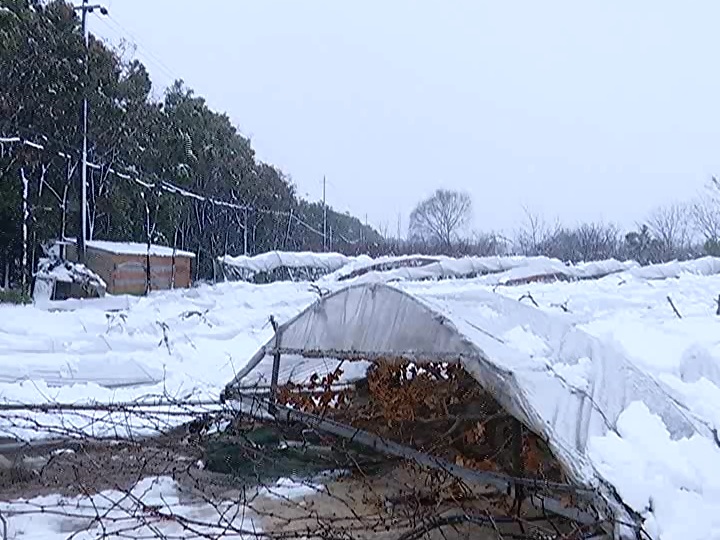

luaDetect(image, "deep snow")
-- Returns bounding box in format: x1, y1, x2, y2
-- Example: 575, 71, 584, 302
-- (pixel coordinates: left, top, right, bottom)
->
4, 259, 720, 538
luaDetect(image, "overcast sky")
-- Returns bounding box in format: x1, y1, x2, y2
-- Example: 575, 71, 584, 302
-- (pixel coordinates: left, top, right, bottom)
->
92, 0, 720, 236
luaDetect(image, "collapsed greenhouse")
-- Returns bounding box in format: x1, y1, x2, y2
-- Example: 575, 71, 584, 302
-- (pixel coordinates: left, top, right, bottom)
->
223, 281, 706, 539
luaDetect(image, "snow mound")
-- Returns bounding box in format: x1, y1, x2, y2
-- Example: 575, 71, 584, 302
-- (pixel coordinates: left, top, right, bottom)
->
0, 281, 316, 440
627, 257, 720, 280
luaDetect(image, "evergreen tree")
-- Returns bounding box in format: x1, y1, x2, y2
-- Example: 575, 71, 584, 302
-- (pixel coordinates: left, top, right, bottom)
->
0, 0, 380, 288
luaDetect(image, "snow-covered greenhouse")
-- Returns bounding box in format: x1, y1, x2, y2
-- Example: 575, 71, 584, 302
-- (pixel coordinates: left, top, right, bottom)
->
224, 280, 707, 539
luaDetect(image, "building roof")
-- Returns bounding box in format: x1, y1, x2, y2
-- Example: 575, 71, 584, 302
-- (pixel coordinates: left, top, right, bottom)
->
69, 239, 196, 259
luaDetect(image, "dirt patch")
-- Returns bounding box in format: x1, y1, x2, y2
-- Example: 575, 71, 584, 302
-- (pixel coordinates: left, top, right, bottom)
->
0, 388, 604, 540
220, 463, 576, 539
0, 431, 208, 500
0, 432, 585, 539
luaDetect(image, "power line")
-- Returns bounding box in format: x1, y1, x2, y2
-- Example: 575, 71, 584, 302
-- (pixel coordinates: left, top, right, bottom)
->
0, 133, 365, 244
93, 18, 171, 86
1, 135, 267, 216
96, 15, 179, 88
16, 8, 366, 247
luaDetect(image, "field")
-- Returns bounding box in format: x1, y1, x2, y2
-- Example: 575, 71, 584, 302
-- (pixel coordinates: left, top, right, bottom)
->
2, 259, 720, 538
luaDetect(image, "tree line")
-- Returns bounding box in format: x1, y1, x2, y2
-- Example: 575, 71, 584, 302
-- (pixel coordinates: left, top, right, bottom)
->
399, 187, 720, 264
3, 0, 718, 295
0, 0, 380, 289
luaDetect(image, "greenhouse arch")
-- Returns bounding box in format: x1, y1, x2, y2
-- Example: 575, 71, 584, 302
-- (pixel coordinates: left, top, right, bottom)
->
224, 282, 703, 538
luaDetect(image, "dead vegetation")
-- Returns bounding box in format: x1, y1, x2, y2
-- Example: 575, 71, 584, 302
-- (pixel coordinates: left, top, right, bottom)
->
278, 360, 565, 483
271, 358, 610, 538
0, 360, 616, 539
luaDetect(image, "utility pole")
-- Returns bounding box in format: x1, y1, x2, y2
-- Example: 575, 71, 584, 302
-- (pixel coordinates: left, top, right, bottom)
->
322, 175, 327, 252
73, 1, 107, 263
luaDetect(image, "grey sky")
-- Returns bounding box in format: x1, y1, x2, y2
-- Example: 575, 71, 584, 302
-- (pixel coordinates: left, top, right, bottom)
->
92, 0, 720, 237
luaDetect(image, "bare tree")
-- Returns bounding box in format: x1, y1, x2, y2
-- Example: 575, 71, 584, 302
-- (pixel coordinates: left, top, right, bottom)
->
693, 197, 720, 241
513, 208, 621, 262
692, 191, 720, 245
646, 202, 692, 260
376, 220, 391, 240
541, 222, 620, 262
469, 230, 510, 256
513, 207, 559, 256
573, 222, 621, 261
408, 189, 472, 249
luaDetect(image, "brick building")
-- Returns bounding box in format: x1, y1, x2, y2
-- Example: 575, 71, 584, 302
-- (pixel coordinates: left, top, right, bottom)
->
65, 240, 195, 295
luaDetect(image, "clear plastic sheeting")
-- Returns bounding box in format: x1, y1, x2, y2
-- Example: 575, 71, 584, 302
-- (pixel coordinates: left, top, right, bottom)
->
218, 251, 358, 282
234, 353, 372, 391
321, 255, 636, 286
324, 255, 720, 287
478, 259, 637, 286
217, 251, 720, 287
226, 282, 711, 538
323, 254, 558, 283
627, 256, 720, 280
323, 254, 444, 281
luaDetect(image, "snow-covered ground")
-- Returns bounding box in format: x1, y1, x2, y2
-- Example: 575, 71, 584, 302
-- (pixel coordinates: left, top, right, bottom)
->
0, 281, 315, 440
4, 261, 720, 538
1, 281, 315, 401
0, 475, 318, 539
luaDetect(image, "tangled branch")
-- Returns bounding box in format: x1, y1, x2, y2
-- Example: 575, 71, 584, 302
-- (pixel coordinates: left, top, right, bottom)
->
0, 367, 620, 539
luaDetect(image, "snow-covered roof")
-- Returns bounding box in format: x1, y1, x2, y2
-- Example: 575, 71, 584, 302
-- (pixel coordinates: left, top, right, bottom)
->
226, 281, 713, 538
218, 251, 720, 288
626, 256, 720, 280
84, 240, 196, 258
320, 255, 636, 286
219, 251, 354, 274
